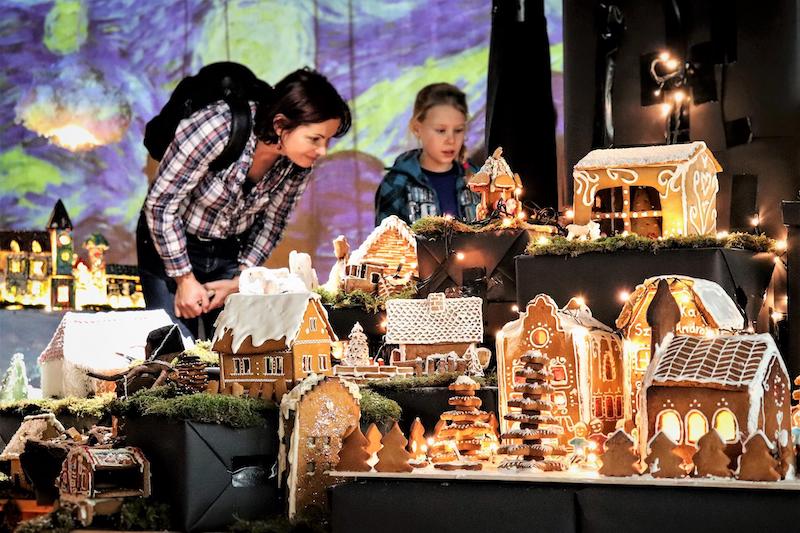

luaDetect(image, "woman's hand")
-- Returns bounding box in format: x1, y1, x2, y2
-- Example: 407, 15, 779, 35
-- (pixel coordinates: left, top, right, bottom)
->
204, 278, 239, 311
174, 273, 209, 319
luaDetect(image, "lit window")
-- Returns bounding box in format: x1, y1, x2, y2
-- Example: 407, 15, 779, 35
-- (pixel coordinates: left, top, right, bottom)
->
302, 355, 313, 373
552, 391, 568, 408
550, 364, 567, 385
614, 396, 623, 418
10, 260, 21, 273
656, 409, 682, 443
685, 410, 708, 445
604, 396, 614, 418
57, 285, 70, 303
713, 409, 738, 442
593, 396, 603, 417
602, 351, 616, 381
529, 327, 550, 348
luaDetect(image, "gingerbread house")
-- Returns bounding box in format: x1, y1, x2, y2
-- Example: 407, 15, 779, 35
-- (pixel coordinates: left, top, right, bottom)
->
496, 294, 624, 445
212, 292, 336, 398
640, 333, 794, 469
38, 309, 180, 398
617, 275, 745, 420
384, 293, 489, 374
0, 413, 65, 490
572, 141, 722, 237
58, 446, 150, 502
342, 215, 417, 295
278, 375, 360, 520
468, 147, 523, 221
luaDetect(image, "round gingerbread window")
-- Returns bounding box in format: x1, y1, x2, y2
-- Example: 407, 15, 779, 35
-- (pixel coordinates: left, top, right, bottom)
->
529, 327, 550, 348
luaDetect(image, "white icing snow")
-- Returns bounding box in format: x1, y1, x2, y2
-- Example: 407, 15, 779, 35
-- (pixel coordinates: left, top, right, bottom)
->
212, 292, 328, 353
574, 142, 708, 170
238, 266, 309, 295
454, 375, 478, 386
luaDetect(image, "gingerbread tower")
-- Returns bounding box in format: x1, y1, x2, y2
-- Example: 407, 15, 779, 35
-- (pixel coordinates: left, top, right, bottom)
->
498, 350, 567, 471
431, 376, 498, 470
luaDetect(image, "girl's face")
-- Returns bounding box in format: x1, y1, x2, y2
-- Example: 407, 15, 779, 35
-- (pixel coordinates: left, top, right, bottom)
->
278, 117, 341, 168
413, 104, 466, 171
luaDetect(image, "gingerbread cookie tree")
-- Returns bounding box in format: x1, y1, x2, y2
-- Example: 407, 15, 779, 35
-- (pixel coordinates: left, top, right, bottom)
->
431, 376, 497, 470
364, 423, 383, 457
335, 426, 371, 472
375, 422, 413, 473
692, 429, 732, 478
499, 350, 567, 471
599, 429, 640, 477
738, 432, 781, 481
644, 431, 685, 478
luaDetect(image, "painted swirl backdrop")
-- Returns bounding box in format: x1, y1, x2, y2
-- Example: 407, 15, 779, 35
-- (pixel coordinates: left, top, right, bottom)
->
1, 0, 563, 278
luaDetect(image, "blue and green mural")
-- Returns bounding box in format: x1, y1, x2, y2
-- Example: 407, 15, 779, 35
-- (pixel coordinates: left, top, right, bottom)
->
0, 0, 563, 274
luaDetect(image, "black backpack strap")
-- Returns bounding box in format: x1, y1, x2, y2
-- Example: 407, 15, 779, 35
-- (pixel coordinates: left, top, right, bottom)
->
208, 96, 252, 172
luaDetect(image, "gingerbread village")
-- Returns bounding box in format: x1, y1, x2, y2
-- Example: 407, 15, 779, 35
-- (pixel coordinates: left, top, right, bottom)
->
0, 143, 798, 531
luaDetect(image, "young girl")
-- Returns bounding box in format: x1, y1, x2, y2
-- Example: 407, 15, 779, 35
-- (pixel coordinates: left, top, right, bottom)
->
375, 83, 479, 225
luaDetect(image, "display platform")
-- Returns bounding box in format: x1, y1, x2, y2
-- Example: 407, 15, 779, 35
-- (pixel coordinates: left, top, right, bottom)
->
516, 248, 775, 330
331, 470, 800, 533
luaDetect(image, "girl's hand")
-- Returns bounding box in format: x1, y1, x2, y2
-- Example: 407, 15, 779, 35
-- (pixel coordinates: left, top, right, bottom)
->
204, 278, 239, 311
174, 273, 209, 319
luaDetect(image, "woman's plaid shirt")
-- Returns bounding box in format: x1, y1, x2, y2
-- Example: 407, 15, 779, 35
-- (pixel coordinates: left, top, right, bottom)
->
144, 101, 311, 277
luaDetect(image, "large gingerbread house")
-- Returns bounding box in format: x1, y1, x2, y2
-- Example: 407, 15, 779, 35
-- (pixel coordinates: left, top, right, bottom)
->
212, 292, 336, 398
640, 333, 794, 471
572, 141, 722, 237
342, 215, 417, 295
496, 294, 625, 445
384, 293, 488, 373
616, 275, 745, 420
278, 374, 360, 520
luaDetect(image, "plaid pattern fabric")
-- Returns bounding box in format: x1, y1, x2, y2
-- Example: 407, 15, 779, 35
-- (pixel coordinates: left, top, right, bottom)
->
144, 101, 311, 277
374, 149, 479, 225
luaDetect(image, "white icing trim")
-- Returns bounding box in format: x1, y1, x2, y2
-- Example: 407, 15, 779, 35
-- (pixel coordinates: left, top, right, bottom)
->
575, 142, 708, 170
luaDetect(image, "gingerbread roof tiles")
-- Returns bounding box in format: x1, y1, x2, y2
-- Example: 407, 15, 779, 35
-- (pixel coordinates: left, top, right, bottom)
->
645, 333, 784, 391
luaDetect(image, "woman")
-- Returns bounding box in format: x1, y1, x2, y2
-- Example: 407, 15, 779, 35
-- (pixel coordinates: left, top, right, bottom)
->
138, 68, 351, 338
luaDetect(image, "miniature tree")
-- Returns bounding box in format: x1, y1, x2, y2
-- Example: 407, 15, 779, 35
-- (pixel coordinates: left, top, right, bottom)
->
342, 322, 370, 366
692, 429, 733, 478
464, 345, 484, 377
432, 376, 497, 470
364, 423, 383, 456
499, 350, 567, 471
738, 432, 781, 481
407, 418, 426, 457
599, 429, 640, 476
645, 431, 686, 478
0, 353, 29, 402
335, 425, 371, 472
375, 422, 413, 473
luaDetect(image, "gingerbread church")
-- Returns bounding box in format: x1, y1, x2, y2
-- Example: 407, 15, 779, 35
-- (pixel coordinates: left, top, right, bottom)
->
496, 294, 625, 445
640, 333, 794, 473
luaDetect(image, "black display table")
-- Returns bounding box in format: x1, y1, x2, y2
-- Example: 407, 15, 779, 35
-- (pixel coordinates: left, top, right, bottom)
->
516, 248, 775, 331
331, 471, 800, 533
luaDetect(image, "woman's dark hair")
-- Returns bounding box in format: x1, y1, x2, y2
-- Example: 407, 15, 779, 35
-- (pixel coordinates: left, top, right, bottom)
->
254, 68, 351, 143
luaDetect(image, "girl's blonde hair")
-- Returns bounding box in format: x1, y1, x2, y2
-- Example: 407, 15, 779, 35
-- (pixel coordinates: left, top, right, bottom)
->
410, 83, 469, 163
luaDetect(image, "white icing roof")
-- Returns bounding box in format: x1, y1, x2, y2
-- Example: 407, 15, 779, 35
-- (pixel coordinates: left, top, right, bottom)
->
645, 333, 783, 390
575, 141, 710, 170
212, 292, 332, 353
37, 310, 180, 371
620, 275, 745, 331
385, 294, 483, 344
349, 214, 416, 265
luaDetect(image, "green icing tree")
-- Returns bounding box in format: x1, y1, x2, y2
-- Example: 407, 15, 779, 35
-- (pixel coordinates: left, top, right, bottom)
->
0, 353, 29, 401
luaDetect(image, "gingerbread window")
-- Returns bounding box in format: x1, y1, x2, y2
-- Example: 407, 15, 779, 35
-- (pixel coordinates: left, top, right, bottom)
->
309, 317, 317, 332
302, 355, 313, 373
712, 408, 738, 443
656, 409, 682, 444
602, 350, 616, 381
685, 410, 708, 445
318, 354, 328, 371
550, 363, 568, 386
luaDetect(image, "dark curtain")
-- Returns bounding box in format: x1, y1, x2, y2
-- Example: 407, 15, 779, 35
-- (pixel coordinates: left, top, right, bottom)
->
486, 0, 558, 210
